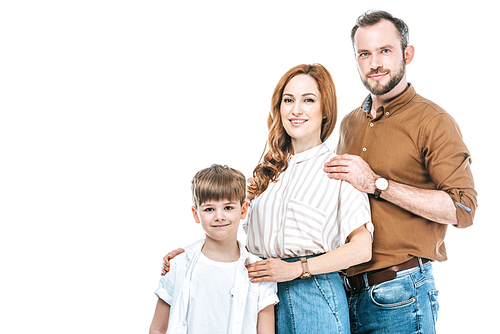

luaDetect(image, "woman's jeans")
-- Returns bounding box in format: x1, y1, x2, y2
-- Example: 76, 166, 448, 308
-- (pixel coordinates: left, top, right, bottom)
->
345, 259, 439, 334
276, 256, 350, 334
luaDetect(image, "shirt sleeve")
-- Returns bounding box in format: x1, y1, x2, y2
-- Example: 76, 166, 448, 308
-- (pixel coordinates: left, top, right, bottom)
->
257, 281, 278, 312
422, 113, 477, 228
154, 259, 176, 305
338, 180, 374, 245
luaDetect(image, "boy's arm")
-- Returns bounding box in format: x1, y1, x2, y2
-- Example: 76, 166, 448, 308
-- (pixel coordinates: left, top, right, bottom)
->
256, 304, 275, 334
149, 297, 171, 334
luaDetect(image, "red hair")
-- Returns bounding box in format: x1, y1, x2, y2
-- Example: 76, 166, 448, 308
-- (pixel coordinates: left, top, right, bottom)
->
249, 64, 337, 196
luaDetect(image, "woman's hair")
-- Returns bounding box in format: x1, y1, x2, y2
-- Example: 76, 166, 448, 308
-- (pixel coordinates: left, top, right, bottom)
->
249, 64, 337, 197
191, 164, 246, 209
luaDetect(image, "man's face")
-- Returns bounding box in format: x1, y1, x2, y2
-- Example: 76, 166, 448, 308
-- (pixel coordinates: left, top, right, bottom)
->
353, 19, 407, 96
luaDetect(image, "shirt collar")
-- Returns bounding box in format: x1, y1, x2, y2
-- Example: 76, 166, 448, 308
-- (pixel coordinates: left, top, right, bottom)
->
361, 83, 416, 119
291, 143, 330, 164
185, 239, 252, 264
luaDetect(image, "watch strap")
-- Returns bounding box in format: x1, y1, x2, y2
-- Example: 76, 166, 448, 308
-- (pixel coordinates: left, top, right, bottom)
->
299, 257, 311, 279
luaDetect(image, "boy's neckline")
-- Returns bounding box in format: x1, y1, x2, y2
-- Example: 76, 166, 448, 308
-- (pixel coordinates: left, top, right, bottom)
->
201, 240, 241, 262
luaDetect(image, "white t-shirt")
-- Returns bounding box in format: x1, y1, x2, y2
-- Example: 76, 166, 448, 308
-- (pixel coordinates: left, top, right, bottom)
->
155, 239, 278, 334
245, 143, 373, 259
187, 253, 237, 333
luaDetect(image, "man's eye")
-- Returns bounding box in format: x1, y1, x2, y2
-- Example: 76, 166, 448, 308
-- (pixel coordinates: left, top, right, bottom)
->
382, 49, 391, 54
359, 52, 368, 57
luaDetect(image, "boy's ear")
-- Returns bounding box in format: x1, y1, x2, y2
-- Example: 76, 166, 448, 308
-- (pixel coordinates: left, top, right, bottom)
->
192, 206, 201, 224
240, 201, 249, 220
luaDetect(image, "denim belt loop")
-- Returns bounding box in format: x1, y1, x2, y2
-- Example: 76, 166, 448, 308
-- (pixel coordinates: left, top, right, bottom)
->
417, 257, 425, 273
362, 273, 369, 288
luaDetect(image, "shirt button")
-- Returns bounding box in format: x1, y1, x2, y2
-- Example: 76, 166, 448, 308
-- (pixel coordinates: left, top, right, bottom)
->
370, 123, 374, 127
386, 112, 390, 116
362, 148, 367, 152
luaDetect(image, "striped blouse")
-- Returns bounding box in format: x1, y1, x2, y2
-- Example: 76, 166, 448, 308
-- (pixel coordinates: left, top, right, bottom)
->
244, 143, 373, 259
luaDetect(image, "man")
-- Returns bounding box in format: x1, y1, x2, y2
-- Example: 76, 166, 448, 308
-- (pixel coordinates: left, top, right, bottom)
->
324, 10, 477, 333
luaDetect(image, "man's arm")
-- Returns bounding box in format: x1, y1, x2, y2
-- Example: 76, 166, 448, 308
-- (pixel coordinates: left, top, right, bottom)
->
149, 298, 170, 334
324, 154, 457, 225
256, 304, 275, 334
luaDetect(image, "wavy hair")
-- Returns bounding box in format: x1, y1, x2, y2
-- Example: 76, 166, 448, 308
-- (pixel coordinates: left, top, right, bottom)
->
249, 64, 337, 196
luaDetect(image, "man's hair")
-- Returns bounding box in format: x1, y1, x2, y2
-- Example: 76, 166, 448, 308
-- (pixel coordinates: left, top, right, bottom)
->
191, 164, 246, 208
351, 10, 409, 54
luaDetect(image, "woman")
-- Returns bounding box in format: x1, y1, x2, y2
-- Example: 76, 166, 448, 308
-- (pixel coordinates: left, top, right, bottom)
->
162, 64, 373, 333
244, 64, 372, 334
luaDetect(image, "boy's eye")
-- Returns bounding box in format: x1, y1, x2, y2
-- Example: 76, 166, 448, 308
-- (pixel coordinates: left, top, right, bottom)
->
225, 206, 234, 210
204, 208, 214, 212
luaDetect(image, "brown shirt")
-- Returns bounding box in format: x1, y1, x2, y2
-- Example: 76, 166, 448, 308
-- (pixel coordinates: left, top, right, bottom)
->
337, 84, 477, 276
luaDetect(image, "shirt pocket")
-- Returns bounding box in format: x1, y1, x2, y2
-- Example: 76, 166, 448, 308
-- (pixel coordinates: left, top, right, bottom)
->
285, 199, 327, 252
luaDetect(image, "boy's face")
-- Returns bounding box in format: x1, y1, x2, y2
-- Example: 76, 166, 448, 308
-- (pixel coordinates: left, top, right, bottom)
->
192, 199, 248, 243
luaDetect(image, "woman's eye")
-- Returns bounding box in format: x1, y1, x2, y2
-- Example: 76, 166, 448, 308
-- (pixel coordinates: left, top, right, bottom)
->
305, 98, 315, 103
283, 98, 293, 103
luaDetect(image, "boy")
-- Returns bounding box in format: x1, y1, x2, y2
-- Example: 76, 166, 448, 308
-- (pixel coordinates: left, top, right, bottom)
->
149, 164, 278, 334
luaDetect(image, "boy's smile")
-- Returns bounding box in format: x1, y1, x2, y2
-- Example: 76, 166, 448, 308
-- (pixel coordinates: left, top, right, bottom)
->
192, 200, 248, 242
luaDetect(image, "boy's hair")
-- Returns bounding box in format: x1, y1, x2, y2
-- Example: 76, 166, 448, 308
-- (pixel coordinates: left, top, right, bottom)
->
351, 10, 410, 56
191, 164, 246, 209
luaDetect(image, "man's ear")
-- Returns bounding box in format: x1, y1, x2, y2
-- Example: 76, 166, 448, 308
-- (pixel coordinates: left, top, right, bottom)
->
192, 206, 201, 224
240, 201, 249, 220
404, 45, 415, 65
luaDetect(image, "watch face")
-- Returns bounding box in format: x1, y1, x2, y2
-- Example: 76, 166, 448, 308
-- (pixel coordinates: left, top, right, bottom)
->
376, 178, 389, 191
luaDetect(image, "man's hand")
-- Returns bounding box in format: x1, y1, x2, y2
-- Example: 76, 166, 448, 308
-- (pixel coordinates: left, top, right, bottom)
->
324, 154, 378, 194
161, 248, 185, 276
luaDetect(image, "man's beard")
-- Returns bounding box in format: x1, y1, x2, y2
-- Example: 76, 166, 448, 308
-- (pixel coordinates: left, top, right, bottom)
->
361, 59, 406, 96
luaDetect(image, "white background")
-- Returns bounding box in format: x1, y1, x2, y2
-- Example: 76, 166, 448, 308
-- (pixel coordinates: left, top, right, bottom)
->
1, 1, 497, 333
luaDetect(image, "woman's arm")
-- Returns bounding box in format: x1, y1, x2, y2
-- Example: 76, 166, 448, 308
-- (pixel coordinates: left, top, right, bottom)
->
246, 224, 372, 283
256, 304, 275, 334
149, 298, 170, 334
161, 248, 185, 275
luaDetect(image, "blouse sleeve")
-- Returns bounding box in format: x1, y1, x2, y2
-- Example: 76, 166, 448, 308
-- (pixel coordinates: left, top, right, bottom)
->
338, 180, 373, 246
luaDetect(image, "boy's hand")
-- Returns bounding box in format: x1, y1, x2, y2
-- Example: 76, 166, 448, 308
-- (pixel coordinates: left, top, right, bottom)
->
161, 248, 185, 275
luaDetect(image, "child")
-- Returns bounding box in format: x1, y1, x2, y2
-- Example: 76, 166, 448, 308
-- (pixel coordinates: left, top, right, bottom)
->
149, 164, 278, 334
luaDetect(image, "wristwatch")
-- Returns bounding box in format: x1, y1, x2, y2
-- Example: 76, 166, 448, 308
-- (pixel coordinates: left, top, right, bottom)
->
299, 257, 311, 279
374, 177, 389, 199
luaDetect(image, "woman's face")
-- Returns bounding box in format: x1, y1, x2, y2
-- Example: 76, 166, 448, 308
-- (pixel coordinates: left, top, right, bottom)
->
280, 74, 323, 154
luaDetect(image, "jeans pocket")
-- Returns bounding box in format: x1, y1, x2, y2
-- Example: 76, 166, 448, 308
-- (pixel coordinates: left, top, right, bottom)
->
428, 290, 439, 324
370, 276, 416, 308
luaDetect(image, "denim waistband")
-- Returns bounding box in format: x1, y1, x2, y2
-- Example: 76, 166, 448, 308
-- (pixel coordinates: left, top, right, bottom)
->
281, 253, 324, 263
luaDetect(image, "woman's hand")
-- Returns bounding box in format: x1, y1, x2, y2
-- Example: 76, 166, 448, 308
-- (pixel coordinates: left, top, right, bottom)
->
246, 258, 302, 283
161, 248, 185, 275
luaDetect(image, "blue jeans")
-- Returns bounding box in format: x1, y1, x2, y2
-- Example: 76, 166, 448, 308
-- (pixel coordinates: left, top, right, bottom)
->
276, 256, 350, 334
345, 259, 439, 334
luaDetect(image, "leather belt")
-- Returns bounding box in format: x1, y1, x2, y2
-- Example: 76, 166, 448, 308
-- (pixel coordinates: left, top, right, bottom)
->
344, 257, 430, 290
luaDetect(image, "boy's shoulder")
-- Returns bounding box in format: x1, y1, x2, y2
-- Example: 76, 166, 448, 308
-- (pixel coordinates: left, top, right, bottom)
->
169, 239, 205, 269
